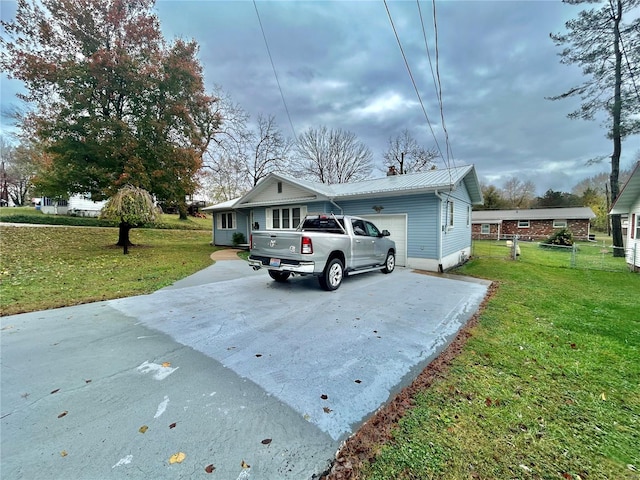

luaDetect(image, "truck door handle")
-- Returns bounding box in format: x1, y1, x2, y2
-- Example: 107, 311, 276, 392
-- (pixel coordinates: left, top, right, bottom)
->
355, 239, 361, 243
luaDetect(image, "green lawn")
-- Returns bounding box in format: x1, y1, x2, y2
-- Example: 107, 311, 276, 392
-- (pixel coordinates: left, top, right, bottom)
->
0, 206, 212, 230
359, 250, 639, 479
0, 225, 216, 315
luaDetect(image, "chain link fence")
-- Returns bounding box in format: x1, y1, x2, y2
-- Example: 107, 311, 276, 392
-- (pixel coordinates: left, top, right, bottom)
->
471, 236, 636, 273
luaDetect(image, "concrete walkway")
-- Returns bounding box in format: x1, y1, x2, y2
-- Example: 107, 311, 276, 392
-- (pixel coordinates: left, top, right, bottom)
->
1, 253, 489, 479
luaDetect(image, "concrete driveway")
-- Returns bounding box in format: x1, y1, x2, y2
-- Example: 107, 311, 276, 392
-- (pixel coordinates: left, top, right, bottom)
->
1, 255, 489, 479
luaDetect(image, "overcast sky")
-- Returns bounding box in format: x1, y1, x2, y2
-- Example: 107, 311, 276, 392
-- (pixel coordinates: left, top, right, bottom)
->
2, 0, 639, 195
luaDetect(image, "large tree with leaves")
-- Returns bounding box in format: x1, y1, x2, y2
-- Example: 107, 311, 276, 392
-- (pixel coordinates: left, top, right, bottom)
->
1, 0, 219, 220
549, 0, 640, 255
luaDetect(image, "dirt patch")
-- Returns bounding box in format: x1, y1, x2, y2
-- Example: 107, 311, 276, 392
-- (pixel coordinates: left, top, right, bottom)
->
321, 280, 499, 480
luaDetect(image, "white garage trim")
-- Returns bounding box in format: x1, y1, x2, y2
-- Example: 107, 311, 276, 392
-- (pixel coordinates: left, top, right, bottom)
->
360, 214, 408, 267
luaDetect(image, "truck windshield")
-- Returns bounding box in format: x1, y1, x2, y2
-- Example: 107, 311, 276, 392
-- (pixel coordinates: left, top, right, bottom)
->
299, 217, 346, 234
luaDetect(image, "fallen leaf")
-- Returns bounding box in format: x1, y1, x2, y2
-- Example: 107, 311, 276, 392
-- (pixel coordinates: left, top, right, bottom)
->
85, 379, 92, 384
60, 450, 68, 457
139, 425, 149, 434
58, 411, 68, 418
261, 438, 272, 445
241, 459, 250, 469
323, 406, 333, 413
485, 397, 492, 407
205, 464, 215, 473
162, 362, 171, 368
354, 379, 362, 384
169, 422, 177, 429
562, 473, 572, 479
600, 392, 607, 401
169, 452, 186, 464
255, 354, 262, 358
51, 388, 60, 394
570, 343, 577, 349
320, 394, 328, 400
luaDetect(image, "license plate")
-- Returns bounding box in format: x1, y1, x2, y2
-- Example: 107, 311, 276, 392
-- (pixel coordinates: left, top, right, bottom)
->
269, 258, 281, 267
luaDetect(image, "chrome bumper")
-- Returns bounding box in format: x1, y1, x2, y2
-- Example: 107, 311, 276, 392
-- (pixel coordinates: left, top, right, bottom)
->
249, 258, 316, 274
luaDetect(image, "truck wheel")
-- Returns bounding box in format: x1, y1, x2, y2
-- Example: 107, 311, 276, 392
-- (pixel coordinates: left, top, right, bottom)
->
319, 258, 344, 291
381, 251, 395, 274
268, 270, 291, 282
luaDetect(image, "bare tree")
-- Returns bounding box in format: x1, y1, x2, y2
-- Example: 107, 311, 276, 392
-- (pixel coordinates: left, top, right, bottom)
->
249, 114, 293, 187
0, 137, 38, 206
295, 126, 373, 184
501, 177, 536, 208
382, 129, 439, 174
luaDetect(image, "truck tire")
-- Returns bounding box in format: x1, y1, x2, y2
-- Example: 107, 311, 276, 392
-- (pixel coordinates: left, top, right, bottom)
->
381, 251, 395, 274
268, 270, 291, 282
319, 258, 344, 291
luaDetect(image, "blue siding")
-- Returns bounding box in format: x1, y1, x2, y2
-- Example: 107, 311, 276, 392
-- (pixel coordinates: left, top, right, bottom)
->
213, 210, 249, 246
337, 194, 439, 259
440, 188, 472, 256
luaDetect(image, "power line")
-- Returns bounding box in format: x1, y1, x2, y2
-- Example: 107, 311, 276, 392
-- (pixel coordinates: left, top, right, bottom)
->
383, 0, 446, 168
252, 0, 297, 140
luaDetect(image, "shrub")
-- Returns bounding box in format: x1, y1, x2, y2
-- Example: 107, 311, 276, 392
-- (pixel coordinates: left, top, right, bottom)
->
542, 228, 574, 246
232, 232, 246, 246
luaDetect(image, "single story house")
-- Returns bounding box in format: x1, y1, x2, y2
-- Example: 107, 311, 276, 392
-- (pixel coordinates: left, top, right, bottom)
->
610, 161, 640, 271
38, 195, 107, 217
471, 207, 596, 241
203, 165, 483, 272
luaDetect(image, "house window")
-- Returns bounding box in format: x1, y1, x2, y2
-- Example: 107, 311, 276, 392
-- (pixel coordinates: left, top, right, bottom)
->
267, 206, 307, 229
553, 219, 567, 228
467, 206, 471, 227
218, 212, 235, 230
277, 182, 283, 193
635, 213, 639, 239
518, 220, 530, 228
446, 201, 454, 228
481, 224, 490, 235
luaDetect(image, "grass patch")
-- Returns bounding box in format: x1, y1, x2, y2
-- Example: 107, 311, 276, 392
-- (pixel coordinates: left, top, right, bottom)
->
0, 206, 211, 230
0, 225, 216, 315
359, 253, 639, 479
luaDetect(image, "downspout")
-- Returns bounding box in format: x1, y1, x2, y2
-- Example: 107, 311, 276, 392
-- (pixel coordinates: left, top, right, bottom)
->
434, 190, 445, 273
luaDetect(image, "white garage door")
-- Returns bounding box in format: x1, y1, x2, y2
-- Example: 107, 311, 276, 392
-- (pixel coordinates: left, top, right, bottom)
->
361, 214, 407, 267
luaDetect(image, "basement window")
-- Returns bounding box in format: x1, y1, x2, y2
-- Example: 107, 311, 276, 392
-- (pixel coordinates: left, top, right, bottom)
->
518, 220, 530, 228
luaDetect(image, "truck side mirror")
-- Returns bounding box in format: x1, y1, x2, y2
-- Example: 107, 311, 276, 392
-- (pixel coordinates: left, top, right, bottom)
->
381, 229, 391, 237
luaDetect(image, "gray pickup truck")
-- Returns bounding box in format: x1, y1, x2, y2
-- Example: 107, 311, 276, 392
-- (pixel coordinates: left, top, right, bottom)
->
248, 214, 396, 290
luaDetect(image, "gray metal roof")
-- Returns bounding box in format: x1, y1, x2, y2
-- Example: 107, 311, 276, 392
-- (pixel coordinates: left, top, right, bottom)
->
274, 165, 481, 201
472, 207, 596, 222
205, 165, 483, 211
610, 162, 640, 214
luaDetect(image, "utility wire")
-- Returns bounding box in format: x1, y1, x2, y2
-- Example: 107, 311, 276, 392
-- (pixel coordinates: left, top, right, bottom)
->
416, 0, 455, 188
429, 0, 456, 169
253, 0, 297, 140
383, 0, 446, 167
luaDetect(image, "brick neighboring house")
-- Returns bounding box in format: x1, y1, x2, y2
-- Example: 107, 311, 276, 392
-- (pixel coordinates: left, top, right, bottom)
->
472, 207, 596, 241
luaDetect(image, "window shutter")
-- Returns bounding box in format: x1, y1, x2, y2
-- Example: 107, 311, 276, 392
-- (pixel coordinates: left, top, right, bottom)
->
632, 214, 636, 239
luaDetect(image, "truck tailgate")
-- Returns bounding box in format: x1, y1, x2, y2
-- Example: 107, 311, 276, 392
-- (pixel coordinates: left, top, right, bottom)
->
250, 231, 304, 262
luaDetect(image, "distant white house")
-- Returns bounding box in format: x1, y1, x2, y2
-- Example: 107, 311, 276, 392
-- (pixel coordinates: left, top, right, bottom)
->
39, 194, 106, 217
610, 162, 640, 271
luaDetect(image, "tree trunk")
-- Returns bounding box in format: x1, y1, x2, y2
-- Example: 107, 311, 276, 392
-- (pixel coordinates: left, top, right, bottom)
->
611, 0, 624, 257
178, 200, 188, 220
116, 222, 132, 255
